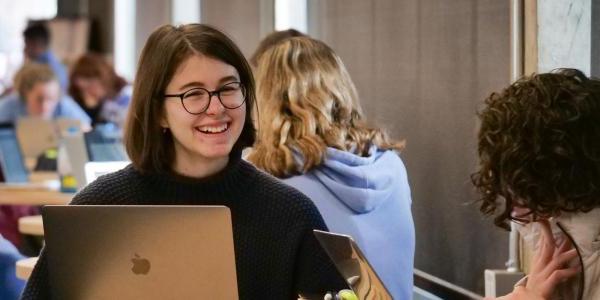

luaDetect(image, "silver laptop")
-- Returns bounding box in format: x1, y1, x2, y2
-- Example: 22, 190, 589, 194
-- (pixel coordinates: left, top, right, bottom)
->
62, 131, 88, 189
314, 230, 392, 300
63, 129, 129, 190
16, 117, 82, 159
43, 205, 239, 299
84, 161, 130, 184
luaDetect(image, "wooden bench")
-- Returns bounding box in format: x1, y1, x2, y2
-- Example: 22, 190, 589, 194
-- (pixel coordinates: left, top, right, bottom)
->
19, 215, 44, 236
16, 257, 38, 280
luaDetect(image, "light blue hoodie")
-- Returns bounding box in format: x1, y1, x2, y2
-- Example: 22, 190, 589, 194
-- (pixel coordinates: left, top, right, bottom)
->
284, 146, 415, 299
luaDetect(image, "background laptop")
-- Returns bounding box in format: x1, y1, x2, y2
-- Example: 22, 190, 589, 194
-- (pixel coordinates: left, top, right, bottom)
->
16, 117, 81, 159
0, 123, 29, 183
84, 128, 127, 162
84, 161, 130, 185
314, 230, 392, 300
64, 128, 129, 189
43, 205, 239, 300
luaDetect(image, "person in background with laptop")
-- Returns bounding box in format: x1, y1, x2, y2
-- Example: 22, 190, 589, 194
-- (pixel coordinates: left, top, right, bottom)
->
22, 24, 347, 299
69, 53, 131, 128
0, 63, 90, 126
247, 37, 414, 299
23, 22, 68, 92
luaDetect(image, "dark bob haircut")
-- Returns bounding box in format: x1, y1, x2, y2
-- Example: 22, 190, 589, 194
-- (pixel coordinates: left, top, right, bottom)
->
124, 24, 256, 174
472, 68, 600, 229
23, 22, 50, 45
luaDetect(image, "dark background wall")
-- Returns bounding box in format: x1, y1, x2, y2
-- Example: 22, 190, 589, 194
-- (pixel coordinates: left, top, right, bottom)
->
307, 0, 511, 294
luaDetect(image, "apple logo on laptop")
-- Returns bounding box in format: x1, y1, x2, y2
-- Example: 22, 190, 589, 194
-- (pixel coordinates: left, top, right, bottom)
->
131, 253, 151, 275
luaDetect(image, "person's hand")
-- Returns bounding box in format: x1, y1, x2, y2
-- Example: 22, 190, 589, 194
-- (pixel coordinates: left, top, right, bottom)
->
524, 219, 580, 299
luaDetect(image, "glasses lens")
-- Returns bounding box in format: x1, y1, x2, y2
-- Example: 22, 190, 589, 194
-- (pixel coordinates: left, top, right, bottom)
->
218, 82, 245, 109
182, 88, 209, 113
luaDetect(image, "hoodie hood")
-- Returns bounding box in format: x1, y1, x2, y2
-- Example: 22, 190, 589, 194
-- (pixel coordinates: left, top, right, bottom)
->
311, 146, 403, 214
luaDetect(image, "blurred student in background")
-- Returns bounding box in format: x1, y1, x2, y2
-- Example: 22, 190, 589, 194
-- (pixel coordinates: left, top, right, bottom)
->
473, 69, 598, 299
0, 63, 90, 125
69, 53, 131, 128
248, 37, 414, 299
23, 22, 68, 92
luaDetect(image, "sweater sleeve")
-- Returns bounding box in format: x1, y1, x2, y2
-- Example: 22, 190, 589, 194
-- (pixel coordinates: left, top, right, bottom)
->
293, 209, 349, 298
20, 247, 50, 300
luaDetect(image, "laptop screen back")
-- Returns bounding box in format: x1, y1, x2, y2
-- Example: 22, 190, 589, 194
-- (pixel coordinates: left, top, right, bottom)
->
84, 161, 129, 184
16, 117, 58, 159
0, 125, 29, 183
314, 230, 392, 299
43, 205, 238, 299
84, 130, 128, 162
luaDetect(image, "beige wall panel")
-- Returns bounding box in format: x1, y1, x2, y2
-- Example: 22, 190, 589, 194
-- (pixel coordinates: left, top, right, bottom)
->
308, 0, 511, 294
201, 0, 265, 58
135, 0, 171, 62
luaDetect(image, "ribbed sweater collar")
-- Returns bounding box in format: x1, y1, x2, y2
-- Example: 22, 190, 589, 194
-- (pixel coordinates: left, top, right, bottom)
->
136, 152, 257, 204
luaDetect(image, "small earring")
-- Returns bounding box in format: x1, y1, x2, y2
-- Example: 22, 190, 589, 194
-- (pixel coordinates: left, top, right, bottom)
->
162, 128, 167, 134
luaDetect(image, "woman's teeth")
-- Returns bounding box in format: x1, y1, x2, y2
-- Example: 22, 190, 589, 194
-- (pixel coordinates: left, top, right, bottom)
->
198, 123, 228, 134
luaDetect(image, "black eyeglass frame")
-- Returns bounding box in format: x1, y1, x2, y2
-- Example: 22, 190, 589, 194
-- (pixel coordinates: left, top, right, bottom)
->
163, 81, 246, 115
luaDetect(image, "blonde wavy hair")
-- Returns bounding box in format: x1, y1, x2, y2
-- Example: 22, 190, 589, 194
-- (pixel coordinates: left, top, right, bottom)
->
14, 62, 56, 98
248, 37, 404, 178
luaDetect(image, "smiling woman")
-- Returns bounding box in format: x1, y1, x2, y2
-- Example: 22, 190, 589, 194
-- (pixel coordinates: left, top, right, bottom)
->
161, 54, 247, 177
21, 24, 347, 300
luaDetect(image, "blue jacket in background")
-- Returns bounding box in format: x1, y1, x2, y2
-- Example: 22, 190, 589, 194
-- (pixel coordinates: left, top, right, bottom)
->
0, 236, 25, 300
35, 50, 69, 92
0, 93, 91, 126
284, 147, 415, 300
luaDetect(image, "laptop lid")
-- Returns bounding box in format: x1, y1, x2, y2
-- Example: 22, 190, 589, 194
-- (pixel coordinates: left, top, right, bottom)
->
314, 230, 392, 300
63, 132, 89, 190
16, 117, 60, 159
84, 129, 128, 162
84, 161, 129, 185
0, 123, 29, 183
43, 205, 239, 300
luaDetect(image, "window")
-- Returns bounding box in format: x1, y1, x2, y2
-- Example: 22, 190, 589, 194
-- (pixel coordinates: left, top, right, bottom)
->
275, 0, 307, 33
0, 0, 57, 93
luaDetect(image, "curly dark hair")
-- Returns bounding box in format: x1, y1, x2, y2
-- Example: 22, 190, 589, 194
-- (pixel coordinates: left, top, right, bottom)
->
472, 68, 600, 230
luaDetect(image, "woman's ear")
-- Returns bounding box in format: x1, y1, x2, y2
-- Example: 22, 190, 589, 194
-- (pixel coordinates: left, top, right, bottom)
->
159, 113, 169, 129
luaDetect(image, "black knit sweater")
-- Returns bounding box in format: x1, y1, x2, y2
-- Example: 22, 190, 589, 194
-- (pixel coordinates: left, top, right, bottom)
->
21, 156, 347, 299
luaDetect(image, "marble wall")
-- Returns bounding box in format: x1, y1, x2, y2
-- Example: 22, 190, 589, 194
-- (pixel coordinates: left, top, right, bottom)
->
537, 0, 592, 75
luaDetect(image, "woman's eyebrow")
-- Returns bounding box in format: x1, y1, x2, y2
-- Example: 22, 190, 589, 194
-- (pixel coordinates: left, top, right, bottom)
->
218, 75, 240, 84
178, 75, 240, 91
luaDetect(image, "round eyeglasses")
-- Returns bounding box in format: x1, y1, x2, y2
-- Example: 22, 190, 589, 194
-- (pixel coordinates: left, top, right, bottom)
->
164, 82, 246, 115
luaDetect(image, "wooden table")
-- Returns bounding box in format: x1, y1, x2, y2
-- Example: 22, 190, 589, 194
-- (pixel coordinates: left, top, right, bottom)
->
0, 171, 73, 205
16, 257, 38, 280
0, 185, 73, 205
19, 215, 44, 236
